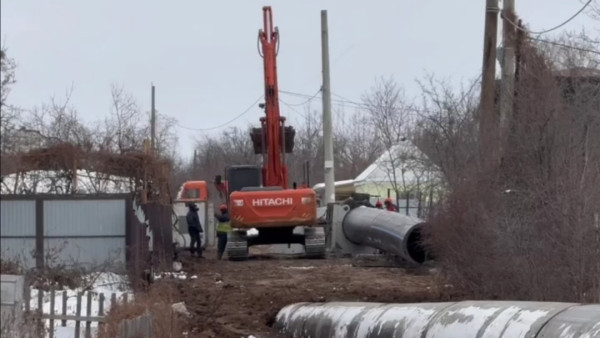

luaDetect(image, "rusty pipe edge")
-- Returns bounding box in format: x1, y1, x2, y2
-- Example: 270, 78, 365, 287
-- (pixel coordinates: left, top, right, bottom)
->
274, 301, 600, 338
342, 206, 429, 264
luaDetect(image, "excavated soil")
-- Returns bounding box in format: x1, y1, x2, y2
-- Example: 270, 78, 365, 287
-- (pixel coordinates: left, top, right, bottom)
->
156, 247, 458, 338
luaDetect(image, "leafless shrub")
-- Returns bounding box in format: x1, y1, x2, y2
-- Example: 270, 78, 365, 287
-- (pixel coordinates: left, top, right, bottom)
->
1, 310, 47, 338
424, 26, 600, 303
0, 256, 23, 275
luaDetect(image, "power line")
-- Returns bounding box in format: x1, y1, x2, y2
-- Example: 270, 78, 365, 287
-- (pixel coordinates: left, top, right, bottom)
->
176, 95, 264, 131
282, 89, 432, 115
279, 98, 310, 119
502, 0, 593, 35
529, 36, 600, 55
279, 88, 322, 106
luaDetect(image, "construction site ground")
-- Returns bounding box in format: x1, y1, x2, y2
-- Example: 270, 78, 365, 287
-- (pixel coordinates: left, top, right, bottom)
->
158, 246, 461, 338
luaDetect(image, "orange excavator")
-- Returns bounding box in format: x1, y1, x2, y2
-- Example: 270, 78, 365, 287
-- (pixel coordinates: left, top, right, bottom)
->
214, 6, 325, 260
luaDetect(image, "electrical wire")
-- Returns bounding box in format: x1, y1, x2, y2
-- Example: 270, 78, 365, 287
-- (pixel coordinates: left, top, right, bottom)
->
529, 36, 600, 55
176, 95, 264, 131
281, 89, 431, 115
279, 98, 311, 119
279, 88, 322, 106
502, 0, 593, 35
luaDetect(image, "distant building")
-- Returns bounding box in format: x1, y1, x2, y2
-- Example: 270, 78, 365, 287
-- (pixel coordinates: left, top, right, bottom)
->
1, 128, 48, 154
313, 140, 443, 216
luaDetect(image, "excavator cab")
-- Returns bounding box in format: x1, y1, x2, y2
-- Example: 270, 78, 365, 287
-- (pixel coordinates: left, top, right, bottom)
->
225, 165, 263, 193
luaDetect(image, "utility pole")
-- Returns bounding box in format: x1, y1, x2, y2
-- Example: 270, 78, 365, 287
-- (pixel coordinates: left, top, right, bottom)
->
479, 0, 500, 168
499, 0, 516, 160
321, 10, 335, 204
150, 83, 156, 155
193, 149, 197, 174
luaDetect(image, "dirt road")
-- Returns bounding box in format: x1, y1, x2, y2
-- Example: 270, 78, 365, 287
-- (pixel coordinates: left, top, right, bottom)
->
156, 247, 456, 338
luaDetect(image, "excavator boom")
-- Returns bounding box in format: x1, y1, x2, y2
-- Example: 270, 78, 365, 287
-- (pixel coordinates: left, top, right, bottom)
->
259, 6, 288, 188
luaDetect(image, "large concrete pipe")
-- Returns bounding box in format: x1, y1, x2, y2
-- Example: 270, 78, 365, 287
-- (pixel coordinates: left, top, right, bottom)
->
275, 301, 600, 338
342, 207, 428, 264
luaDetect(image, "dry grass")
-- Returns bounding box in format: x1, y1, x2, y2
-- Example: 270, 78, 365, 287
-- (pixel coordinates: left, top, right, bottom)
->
98, 282, 186, 338
0, 257, 22, 275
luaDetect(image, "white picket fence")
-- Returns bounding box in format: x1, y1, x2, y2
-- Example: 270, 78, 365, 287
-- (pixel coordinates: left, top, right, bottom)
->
24, 289, 151, 338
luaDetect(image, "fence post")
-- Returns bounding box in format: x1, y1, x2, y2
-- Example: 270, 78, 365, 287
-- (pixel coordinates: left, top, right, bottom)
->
62, 291, 67, 327
75, 292, 82, 338
49, 289, 55, 338
85, 292, 92, 338
35, 198, 44, 269
98, 293, 105, 323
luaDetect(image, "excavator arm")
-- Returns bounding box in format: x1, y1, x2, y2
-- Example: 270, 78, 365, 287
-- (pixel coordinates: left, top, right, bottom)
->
258, 6, 288, 188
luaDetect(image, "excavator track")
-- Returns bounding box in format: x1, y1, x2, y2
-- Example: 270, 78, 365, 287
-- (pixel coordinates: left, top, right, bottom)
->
304, 226, 326, 259
227, 230, 249, 261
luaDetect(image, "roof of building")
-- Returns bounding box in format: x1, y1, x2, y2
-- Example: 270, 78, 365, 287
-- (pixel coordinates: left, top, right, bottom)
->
313, 140, 440, 191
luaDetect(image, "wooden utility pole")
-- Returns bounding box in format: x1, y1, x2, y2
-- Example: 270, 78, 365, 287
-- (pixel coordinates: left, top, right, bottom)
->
500, 0, 516, 160
321, 10, 335, 204
479, 0, 500, 168
150, 84, 156, 155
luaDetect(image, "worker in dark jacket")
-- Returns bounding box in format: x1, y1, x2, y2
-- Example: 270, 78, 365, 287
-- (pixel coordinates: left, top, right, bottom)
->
215, 204, 231, 260
186, 203, 203, 257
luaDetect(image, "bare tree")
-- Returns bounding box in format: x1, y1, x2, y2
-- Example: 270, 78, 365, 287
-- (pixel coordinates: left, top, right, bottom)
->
333, 107, 382, 179
0, 47, 19, 154
361, 77, 418, 206
0, 47, 16, 110
414, 75, 480, 189
535, 30, 600, 71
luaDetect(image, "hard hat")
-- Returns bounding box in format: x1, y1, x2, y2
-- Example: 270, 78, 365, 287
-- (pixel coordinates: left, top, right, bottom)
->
220, 204, 228, 212
384, 197, 393, 204
375, 200, 383, 206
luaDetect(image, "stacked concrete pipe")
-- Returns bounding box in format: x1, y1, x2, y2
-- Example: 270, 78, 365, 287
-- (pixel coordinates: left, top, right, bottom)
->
275, 301, 600, 337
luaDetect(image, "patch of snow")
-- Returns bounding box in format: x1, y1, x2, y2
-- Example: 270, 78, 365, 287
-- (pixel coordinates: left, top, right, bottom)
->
153, 271, 190, 280
171, 302, 192, 317
283, 266, 315, 270
29, 272, 132, 338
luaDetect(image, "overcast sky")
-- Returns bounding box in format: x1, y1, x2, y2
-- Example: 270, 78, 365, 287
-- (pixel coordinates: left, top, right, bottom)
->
1, 0, 596, 159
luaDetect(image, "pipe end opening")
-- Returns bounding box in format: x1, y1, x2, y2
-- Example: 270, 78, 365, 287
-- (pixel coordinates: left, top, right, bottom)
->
407, 225, 429, 264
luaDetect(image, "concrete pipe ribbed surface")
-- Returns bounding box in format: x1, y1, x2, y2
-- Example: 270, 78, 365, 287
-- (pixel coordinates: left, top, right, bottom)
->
342, 207, 428, 264
275, 301, 600, 338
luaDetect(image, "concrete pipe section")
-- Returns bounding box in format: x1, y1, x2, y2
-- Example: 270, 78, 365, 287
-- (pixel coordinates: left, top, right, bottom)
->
342, 207, 428, 264
275, 301, 600, 338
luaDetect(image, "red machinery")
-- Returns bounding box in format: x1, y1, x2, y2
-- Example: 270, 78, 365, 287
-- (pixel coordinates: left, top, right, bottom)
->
215, 6, 325, 260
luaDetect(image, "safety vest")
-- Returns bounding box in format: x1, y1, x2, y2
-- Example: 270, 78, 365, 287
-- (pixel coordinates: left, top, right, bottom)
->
217, 221, 231, 233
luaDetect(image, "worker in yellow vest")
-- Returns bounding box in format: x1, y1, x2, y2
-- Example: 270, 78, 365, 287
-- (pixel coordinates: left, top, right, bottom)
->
214, 204, 231, 260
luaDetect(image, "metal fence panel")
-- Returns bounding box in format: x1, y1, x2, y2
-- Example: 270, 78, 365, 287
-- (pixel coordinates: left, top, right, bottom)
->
0, 238, 36, 269
44, 200, 126, 237
45, 238, 126, 270
0, 274, 24, 337
0, 200, 36, 237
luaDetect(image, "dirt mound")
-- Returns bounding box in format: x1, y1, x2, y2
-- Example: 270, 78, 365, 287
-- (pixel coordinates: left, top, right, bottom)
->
157, 247, 458, 337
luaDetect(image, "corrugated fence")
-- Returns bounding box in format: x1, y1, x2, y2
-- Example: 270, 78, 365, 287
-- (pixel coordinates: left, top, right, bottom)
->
0, 194, 172, 277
